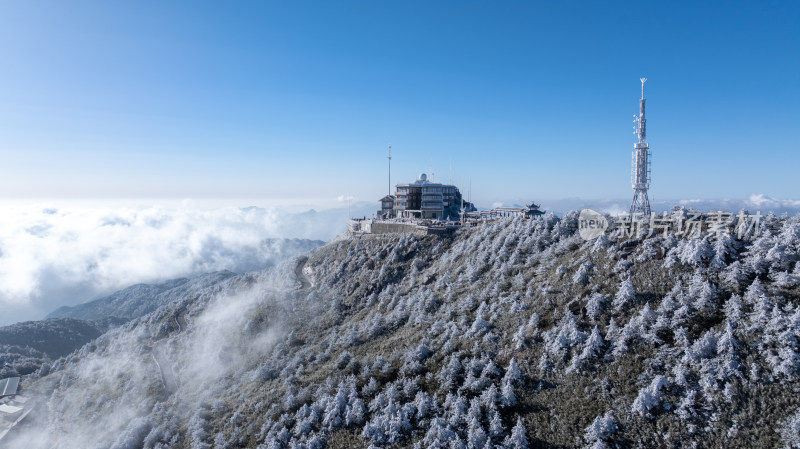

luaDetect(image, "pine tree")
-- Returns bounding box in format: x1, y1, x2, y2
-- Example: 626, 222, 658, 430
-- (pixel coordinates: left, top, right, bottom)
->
612, 279, 636, 312
500, 377, 517, 408
710, 231, 736, 271
583, 411, 617, 446
466, 416, 488, 449
569, 326, 605, 373
488, 410, 504, 440
503, 358, 521, 385
585, 293, 606, 322
631, 375, 668, 417
503, 417, 529, 449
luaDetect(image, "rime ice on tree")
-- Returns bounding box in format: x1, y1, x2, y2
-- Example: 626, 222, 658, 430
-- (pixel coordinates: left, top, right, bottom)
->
630, 77, 652, 216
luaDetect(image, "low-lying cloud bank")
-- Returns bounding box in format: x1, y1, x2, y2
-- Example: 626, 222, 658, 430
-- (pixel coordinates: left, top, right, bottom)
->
0, 202, 372, 325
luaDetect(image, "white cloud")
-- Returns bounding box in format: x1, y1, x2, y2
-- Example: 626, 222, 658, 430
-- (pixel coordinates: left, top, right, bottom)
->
0, 201, 375, 324
337, 194, 355, 202
746, 194, 800, 209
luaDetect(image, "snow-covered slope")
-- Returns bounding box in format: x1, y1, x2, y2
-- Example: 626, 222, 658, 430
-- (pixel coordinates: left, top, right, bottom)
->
9, 212, 800, 448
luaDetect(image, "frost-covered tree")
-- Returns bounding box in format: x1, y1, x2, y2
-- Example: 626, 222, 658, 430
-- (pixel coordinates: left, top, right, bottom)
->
772, 271, 800, 288
585, 293, 607, 322
109, 417, 152, 449
322, 388, 346, 429
717, 319, 742, 382
466, 416, 487, 449
499, 376, 517, 408
612, 279, 636, 312
503, 358, 521, 385
503, 418, 529, 449
573, 262, 594, 286
361, 399, 412, 446
779, 408, 800, 449
412, 390, 435, 421
583, 411, 617, 447
688, 274, 717, 314
543, 309, 587, 365
438, 354, 464, 392
488, 410, 504, 440
346, 388, 367, 426
710, 231, 736, 271
568, 326, 605, 373
745, 278, 772, 332
631, 375, 668, 417
419, 417, 458, 448
189, 407, 212, 449
723, 294, 744, 327
512, 324, 529, 350
722, 260, 750, 293
673, 236, 713, 268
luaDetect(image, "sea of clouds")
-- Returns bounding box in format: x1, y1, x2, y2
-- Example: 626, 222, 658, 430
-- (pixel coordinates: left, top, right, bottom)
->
2, 195, 796, 326
0, 200, 378, 325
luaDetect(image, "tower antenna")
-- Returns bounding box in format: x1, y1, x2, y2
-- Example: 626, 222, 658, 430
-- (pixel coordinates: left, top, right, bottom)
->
630, 77, 652, 216
387, 144, 392, 196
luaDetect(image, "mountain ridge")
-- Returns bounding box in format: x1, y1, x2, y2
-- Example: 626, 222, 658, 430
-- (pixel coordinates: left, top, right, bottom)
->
7, 212, 800, 448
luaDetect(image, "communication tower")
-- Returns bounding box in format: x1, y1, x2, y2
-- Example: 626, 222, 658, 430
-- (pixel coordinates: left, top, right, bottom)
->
630, 78, 652, 216
387, 144, 392, 196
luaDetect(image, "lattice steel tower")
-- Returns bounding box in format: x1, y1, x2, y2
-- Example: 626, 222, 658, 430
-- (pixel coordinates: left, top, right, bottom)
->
630, 77, 651, 216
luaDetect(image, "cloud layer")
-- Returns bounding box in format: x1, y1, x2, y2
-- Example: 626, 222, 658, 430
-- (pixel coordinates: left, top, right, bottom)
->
0, 202, 367, 325
2, 195, 794, 325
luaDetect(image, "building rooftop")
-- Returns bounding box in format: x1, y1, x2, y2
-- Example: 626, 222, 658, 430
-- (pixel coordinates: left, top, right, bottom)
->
0, 377, 19, 398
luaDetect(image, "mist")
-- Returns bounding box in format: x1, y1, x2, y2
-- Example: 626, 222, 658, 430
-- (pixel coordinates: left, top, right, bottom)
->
0, 201, 372, 325
3, 262, 298, 449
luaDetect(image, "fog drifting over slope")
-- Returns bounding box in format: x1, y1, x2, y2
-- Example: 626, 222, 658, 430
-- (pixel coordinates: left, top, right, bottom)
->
0, 201, 373, 325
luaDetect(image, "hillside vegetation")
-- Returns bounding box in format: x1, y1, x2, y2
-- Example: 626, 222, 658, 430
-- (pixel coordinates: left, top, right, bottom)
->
0, 317, 120, 377
10, 211, 800, 449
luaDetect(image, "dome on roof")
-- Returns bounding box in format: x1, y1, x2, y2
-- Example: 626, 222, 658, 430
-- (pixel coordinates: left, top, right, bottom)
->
418, 173, 428, 182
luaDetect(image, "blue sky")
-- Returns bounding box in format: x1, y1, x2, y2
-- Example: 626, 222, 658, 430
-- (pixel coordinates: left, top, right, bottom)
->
1, 1, 798, 208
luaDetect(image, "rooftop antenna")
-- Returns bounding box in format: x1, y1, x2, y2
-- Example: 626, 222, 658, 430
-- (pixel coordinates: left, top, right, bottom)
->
630, 77, 652, 216
387, 144, 392, 196
449, 160, 452, 185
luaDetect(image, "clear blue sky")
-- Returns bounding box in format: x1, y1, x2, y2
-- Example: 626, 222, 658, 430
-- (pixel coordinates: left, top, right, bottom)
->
1, 1, 797, 207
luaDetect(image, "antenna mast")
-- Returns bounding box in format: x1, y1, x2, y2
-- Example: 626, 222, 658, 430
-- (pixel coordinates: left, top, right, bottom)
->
387, 144, 392, 196
630, 77, 652, 216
